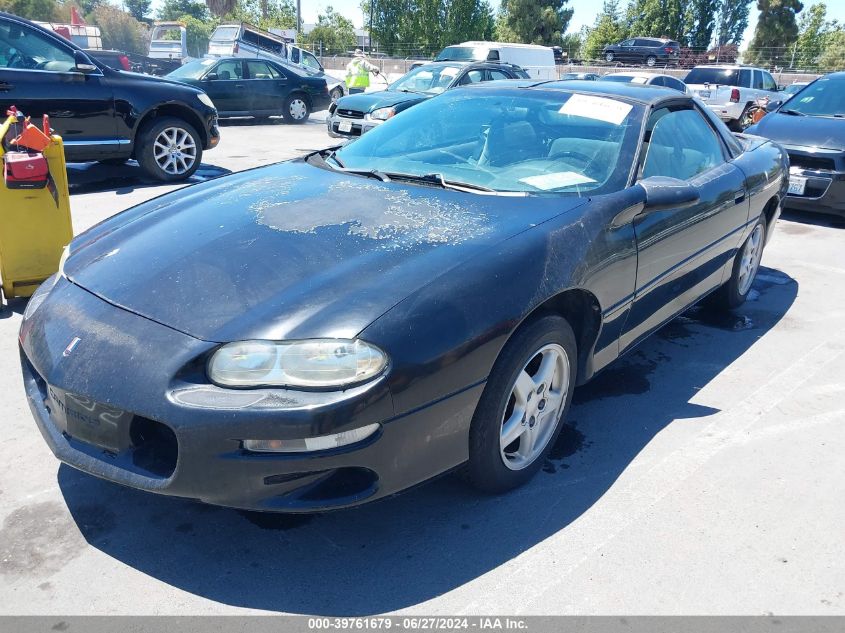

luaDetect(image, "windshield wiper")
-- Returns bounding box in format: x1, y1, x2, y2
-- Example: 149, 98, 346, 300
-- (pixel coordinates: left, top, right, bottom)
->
385, 172, 495, 193
779, 109, 806, 117
398, 88, 424, 94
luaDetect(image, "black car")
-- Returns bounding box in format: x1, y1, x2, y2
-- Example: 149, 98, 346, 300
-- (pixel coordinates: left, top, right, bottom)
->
602, 37, 680, 67
166, 57, 331, 123
560, 72, 599, 81
327, 60, 529, 138
20, 81, 787, 513
746, 72, 845, 218
0, 12, 219, 181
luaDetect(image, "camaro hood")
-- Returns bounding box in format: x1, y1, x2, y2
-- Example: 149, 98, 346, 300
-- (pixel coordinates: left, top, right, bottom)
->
750, 112, 845, 151
64, 161, 586, 342
336, 90, 427, 113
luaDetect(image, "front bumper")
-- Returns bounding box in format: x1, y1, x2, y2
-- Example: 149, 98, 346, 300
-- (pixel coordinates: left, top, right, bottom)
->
783, 167, 845, 217
326, 112, 383, 139
19, 278, 479, 512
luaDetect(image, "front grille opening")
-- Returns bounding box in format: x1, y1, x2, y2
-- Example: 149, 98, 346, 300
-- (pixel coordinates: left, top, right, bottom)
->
337, 108, 364, 119
130, 416, 178, 478
789, 154, 836, 172
297, 467, 377, 503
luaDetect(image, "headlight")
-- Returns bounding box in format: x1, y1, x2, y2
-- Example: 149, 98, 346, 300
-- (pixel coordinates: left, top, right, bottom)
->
368, 107, 395, 121
208, 339, 388, 389
197, 93, 216, 109
23, 273, 59, 321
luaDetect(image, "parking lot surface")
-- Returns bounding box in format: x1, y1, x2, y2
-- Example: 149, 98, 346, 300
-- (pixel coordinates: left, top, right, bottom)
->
1, 114, 844, 615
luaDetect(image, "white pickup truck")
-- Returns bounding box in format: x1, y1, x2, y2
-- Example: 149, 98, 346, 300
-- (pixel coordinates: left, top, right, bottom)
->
685, 65, 781, 130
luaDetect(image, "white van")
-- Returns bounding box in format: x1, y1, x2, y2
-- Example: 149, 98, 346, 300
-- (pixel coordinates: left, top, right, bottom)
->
208, 23, 346, 100
434, 41, 555, 80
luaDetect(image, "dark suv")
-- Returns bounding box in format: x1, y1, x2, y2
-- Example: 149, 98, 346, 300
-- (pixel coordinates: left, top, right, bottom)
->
0, 12, 219, 181
602, 38, 680, 67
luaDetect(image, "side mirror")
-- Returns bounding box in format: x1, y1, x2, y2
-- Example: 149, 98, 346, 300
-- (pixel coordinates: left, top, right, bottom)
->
205, 72, 218, 81
638, 176, 700, 212
74, 49, 97, 73
766, 99, 783, 112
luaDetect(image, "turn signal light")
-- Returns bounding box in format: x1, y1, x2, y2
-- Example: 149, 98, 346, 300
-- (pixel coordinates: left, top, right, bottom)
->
243, 423, 380, 453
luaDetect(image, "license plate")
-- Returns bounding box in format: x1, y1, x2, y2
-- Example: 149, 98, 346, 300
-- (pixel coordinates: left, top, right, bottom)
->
788, 176, 807, 196
338, 120, 352, 133
47, 385, 133, 452
698, 90, 711, 98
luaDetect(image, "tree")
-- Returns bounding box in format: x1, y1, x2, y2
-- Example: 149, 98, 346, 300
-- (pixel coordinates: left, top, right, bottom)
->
177, 14, 215, 56
499, 0, 573, 45
583, 0, 627, 59
794, 3, 831, 68
90, 4, 147, 54
0, 0, 58, 21
220, 0, 295, 30
626, 0, 685, 43
158, 0, 209, 21
817, 28, 845, 70
445, 0, 494, 46
715, 0, 752, 45
745, 0, 804, 67
684, 0, 720, 49
300, 6, 356, 54
125, 0, 151, 22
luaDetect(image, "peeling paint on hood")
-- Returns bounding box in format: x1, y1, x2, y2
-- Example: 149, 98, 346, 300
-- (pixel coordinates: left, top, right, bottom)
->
63, 160, 586, 343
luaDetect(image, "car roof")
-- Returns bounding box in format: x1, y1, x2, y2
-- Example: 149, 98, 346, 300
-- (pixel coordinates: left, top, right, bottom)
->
603, 71, 669, 79
467, 79, 692, 106
418, 60, 523, 71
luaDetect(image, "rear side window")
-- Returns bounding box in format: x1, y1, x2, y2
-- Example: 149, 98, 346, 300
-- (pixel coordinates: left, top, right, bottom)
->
739, 69, 752, 87
488, 69, 512, 81
752, 70, 764, 90
664, 77, 686, 92
246, 60, 279, 79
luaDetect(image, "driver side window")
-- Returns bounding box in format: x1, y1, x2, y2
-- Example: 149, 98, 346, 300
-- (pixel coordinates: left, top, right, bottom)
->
642, 108, 725, 181
0, 20, 75, 71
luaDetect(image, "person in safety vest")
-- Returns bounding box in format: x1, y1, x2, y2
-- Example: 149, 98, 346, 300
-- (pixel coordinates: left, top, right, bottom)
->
345, 49, 380, 94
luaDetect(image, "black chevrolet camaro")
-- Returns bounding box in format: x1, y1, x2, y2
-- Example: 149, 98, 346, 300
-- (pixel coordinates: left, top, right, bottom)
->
19, 82, 788, 512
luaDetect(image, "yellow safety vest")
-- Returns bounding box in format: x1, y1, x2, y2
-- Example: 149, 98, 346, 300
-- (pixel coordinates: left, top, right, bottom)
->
346, 60, 370, 89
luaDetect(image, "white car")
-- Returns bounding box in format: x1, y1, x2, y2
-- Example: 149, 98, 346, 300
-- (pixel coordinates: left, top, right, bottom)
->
434, 41, 556, 80
685, 65, 780, 130
598, 71, 688, 93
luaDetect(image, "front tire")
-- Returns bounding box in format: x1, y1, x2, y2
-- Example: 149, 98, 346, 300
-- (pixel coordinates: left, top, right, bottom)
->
709, 213, 767, 310
283, 93, 310, 123
645, 55, 657, 67
466, 315, 578, 493
330, 86, 344, 103
605, 52, 615, 63
136, 116, 202, 182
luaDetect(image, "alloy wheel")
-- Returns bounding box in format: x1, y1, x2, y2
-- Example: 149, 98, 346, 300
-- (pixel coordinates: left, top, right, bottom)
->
737, 223, 764, 296
499, 343, 570, 470
153, 127, 197, 175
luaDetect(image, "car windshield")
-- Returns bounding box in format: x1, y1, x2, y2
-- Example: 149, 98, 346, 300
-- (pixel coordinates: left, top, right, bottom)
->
685, 68, 740, 85
783, 84, 804, 95
435, 46, 486, 61
333, 88, 642, 195
782, 76, 844, 116
389, 64, 465, 95
167, 58, 216, 79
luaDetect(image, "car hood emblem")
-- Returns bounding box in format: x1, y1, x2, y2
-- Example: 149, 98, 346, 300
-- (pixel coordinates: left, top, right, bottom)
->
63, 337, 81, 357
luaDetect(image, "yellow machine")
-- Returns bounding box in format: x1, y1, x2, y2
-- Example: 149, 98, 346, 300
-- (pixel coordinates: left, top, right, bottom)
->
0, 112, 73, 301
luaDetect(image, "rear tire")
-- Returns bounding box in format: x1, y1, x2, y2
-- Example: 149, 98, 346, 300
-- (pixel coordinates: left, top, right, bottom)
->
136, 116, 202, 182
645, 55, 657, 67
466, 315, 577, 494
708, 213, 767, 310
330, 86, 344, 103
283, 93, 310, 123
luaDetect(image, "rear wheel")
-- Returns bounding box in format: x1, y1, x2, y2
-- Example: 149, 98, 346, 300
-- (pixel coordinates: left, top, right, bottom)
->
466, 315, 577, 493
708, 213, 767, 310
645, 55, 657, 67
136, 116, 202, 182
330, 86, 344, 103
283, 93, 310, 123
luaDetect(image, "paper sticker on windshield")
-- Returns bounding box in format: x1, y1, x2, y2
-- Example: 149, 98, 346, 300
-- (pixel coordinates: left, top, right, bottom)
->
559, 94, 633, 125
519, 172, 596, 191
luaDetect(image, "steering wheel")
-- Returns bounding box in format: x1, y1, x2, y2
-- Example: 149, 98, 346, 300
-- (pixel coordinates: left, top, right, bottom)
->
8, 51, 35, 69
549, 150, 595, 169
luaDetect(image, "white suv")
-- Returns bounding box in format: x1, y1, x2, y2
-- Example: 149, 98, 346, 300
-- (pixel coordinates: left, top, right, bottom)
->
685, 65, 780, 130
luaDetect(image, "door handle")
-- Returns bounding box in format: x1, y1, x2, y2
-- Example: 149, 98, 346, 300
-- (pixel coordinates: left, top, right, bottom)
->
0, 82, 13, 91
235, 84, 245, 88
734, 190, 746, 204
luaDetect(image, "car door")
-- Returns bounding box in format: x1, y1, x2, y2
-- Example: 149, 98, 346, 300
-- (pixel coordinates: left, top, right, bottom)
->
620, 104, 750, 351
0, 17, 118, 159
201, 59, 245, 114
244, 59, 287, 113
618, 39, 635, 62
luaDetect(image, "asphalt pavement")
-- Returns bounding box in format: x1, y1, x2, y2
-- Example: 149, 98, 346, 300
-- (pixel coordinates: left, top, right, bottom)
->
1, 112, 843, 615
